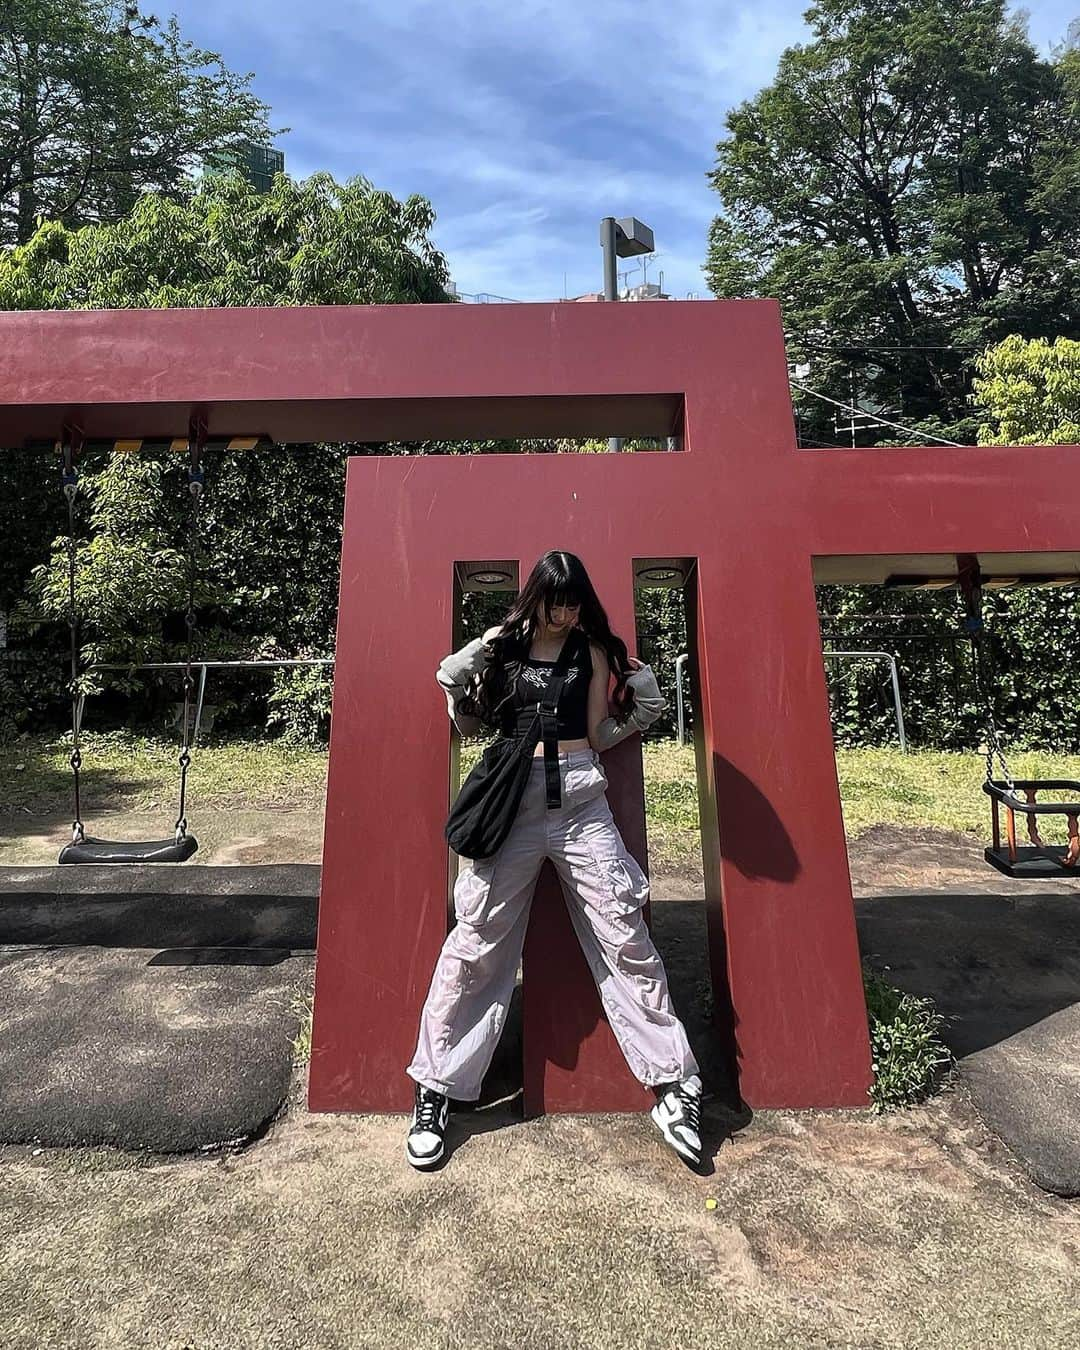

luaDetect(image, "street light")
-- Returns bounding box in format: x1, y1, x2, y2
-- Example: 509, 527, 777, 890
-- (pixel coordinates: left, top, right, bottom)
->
600, 217, 655, 299
601, 216, 655, 451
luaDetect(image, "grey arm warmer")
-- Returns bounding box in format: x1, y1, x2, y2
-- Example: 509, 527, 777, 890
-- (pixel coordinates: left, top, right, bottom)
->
594, 663, 667, 751
436, 636, 494, 738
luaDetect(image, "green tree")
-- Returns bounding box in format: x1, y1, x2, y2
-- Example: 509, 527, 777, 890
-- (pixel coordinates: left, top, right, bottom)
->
706, 0, 1080, 444
0, 171, 453, 737
0, 0, 274, 244
973, 334, 1080, 446
0, 169, 450, 307
29, 452, 198, 676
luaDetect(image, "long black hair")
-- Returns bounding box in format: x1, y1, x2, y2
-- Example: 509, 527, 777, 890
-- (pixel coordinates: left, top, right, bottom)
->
473, 550, 635, 729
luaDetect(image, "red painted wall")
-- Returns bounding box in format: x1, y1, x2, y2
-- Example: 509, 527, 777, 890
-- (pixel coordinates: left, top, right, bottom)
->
3, 299, 1074, 1112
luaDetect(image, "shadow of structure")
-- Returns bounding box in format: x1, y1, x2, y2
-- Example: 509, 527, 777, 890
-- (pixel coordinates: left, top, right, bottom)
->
856, 889, 1080, 1057
0, 863, 320, 957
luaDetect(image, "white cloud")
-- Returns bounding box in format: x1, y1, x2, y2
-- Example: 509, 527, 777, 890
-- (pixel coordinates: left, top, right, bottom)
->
167, 0, 814, 294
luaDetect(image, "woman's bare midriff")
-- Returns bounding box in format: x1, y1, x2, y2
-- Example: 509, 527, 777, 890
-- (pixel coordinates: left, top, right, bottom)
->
531, 737, 591, 757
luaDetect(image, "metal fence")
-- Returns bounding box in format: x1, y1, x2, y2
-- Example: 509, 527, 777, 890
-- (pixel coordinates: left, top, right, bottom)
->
77, 659, 334, 742
818, 615, 975, 749
3, 612, 980, 752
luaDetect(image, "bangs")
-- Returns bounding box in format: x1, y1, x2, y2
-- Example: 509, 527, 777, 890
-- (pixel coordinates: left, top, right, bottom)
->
548, 587, 582, 610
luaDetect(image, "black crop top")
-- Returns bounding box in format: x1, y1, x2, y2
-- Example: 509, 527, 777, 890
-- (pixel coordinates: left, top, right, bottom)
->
497, 631, 592, 739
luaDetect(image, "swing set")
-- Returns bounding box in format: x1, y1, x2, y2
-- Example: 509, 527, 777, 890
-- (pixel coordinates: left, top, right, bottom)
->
51, 418, 268, 865
956, 553, 1080, 879
6, 296, 1080, 1113
885, 552, 1080, 878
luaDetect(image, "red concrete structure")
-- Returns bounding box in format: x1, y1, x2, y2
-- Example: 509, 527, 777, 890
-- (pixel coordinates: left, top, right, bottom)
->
2, 300, 1077, 1115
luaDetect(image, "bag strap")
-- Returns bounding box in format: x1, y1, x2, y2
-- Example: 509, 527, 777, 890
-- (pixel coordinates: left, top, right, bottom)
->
537, 628, 584, 807
538, 681, 565, 806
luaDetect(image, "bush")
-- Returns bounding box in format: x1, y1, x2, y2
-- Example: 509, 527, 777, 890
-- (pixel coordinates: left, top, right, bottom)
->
0, 665, 19, 744
0, 643, 69, 744
266, 662, 333, 746
863, 960, 954, 1111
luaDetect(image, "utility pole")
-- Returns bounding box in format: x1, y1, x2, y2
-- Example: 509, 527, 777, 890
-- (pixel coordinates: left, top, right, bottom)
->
600, 216, 655, 451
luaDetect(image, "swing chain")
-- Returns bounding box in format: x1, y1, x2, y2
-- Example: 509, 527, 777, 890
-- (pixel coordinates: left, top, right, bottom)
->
174, 425, 205, 844
959, 566, 1015, 794
974, 636, 1015, 792
61, 428, 85, 845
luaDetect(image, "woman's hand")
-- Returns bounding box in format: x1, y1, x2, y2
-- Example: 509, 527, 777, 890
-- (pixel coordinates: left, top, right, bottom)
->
445, 636, 495, 681
623, 660, 665, 713
592, 655, 665, 750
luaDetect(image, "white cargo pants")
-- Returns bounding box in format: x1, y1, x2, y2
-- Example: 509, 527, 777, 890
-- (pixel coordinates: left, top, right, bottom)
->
407, 747, 699, 1101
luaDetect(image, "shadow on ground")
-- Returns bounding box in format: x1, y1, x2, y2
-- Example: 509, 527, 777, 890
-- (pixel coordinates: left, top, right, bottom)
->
0, 820, 1078, 1194
0, 749, 147, 816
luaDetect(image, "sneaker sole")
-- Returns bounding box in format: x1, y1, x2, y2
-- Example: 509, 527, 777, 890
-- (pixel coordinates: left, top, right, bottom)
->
650, 1103, 700, 1164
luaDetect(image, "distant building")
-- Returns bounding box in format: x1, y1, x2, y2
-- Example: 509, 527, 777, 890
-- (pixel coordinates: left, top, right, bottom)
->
446, 281, 671, 304
623, 282, 669, 301
446, 282, 520, 303
202, 142, 285, 193
562, 282, 670, 302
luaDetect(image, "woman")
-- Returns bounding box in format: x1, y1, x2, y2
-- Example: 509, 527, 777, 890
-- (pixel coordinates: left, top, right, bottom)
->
406, 550, 702, 1170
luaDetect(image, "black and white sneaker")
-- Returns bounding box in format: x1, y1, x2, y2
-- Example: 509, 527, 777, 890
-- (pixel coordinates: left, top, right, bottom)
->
650, 1073, 703, 1165
406, 1084, 450, 1170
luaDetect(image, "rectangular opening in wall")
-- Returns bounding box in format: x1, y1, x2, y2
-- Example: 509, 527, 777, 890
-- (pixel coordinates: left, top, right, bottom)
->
446, 559, 520, 916
631, 553, 700, 903
631, 557, 737, 1098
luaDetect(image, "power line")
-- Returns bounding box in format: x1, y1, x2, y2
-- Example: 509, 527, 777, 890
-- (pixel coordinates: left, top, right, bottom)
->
789, 379, 965, 447
797, 435, 851, 449
793, 342, 978, 353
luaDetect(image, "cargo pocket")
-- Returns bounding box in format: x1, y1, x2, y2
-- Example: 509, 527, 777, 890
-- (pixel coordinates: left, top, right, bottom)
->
590, 852, 651, 916
561, 759, 608, 809
453, 859, 495, 926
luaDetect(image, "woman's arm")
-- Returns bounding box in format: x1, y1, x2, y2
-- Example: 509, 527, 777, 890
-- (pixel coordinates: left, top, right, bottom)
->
587, 641, 667, 752
435, 625, 501, 738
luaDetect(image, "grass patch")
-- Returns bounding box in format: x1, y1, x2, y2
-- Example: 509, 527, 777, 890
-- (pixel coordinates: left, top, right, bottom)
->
291, 988, 313, 1067
0, 731, 328, 814
834, 746, 1080, 847
7, 731, 1080, 858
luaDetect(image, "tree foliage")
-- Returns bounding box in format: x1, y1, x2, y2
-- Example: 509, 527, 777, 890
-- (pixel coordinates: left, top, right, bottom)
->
0, 169, 451, 307
28, 452, 201, 676
0, 0, 274, 243
0, 171, 453, 739
973, 334, 1080, 446
706, 0, 1080, 442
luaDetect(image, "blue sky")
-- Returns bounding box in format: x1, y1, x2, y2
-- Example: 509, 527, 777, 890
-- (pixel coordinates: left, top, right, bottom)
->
166, 1, 1078, 301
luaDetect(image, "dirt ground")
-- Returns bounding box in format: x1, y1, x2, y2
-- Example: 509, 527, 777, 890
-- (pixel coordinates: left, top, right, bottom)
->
0, 801, 1048, 881
1, 1064, 1078, 1349
0, 806, 325, 868
1, 811, 1079, 1347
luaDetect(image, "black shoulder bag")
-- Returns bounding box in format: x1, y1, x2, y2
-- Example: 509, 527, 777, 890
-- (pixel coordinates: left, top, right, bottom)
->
445, 629, 584, 860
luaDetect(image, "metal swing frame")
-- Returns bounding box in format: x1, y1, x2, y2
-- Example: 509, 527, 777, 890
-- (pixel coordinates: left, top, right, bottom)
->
57, 418, 206, 865
957, 554, 1080, 879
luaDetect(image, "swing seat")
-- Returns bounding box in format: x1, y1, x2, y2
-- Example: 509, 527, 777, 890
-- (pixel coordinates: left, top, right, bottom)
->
58, 834, 199, 865
983, 844, 1080, 879
982, 779, 1080, 879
